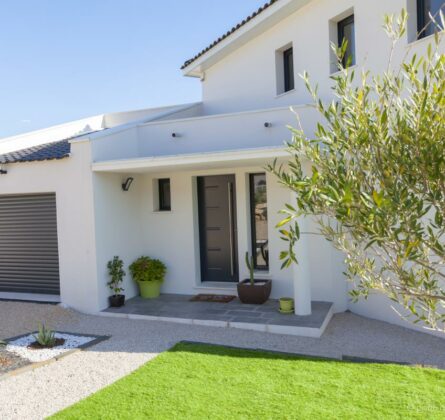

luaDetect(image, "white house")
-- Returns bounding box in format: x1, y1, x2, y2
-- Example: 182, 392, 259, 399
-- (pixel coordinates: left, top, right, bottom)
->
0, 0, 443, 336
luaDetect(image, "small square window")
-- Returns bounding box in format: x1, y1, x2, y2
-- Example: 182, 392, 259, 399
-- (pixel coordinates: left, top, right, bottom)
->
338, 15, 356, 67
417, 0, 445, 39
283, 47, 295, 92
158, 179, 171, 211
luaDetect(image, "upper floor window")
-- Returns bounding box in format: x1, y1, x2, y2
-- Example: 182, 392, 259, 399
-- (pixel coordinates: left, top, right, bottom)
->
275, 43, 294, 95
283, 47, 294, 92
417, 0, 445, 39
338, 15, 356, 67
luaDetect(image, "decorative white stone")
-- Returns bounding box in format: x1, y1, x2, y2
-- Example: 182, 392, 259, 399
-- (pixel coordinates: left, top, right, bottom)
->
6, 333, 95, 363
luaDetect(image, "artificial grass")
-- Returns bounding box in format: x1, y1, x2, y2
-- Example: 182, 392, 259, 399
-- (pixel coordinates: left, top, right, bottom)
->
53, 342, 445, 420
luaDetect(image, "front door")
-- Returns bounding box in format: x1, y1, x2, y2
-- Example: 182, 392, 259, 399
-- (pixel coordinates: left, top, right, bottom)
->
197, 175, 238, 283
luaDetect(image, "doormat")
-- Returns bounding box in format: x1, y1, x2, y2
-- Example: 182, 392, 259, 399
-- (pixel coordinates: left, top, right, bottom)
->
190, 294, 236, 303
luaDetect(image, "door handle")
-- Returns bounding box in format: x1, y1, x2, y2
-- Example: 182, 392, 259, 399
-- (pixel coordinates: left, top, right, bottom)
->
228, 182, 234, 277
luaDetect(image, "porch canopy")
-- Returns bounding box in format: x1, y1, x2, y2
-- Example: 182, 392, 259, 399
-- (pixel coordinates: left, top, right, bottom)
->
92, 146, 289, 174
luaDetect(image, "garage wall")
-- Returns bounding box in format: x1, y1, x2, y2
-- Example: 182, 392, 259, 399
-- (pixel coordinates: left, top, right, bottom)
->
0, 141, 100, 313
92, 172, 145, 310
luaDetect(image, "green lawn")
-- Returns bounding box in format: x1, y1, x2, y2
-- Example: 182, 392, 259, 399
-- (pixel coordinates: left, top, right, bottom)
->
53, 342, 445, 420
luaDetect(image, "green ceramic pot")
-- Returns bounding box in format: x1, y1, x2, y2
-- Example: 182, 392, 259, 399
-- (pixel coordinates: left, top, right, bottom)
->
279, 297, 294, 313
138, 280, 162, 299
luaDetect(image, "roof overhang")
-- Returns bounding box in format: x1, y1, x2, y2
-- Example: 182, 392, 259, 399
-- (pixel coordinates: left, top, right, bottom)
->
182, 0, 311, 77
92, 146, 289, 174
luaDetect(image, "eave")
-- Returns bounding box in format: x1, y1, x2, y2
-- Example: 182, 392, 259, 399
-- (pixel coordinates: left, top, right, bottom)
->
182, 0, 311, 78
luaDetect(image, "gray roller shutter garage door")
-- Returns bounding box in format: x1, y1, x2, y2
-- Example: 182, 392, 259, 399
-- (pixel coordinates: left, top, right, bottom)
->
0, 193, 60, 295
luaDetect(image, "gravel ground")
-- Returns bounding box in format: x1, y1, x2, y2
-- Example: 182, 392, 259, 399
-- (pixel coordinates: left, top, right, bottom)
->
0, 349, 29, 375
0, 300, 445, 419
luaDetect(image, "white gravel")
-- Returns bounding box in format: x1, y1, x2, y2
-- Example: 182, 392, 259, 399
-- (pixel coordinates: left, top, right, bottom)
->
6, 333, 96, 363
0, 300, 444, 419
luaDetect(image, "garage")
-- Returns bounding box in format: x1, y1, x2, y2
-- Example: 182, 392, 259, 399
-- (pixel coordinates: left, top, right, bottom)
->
0, 193, 60, 295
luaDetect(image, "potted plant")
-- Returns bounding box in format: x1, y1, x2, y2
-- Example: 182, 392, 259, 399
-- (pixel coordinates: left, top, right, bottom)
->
237, 252, 272, 304
107, 256, 126, 307
130, 256, 166, 299
279, 297, 294, 314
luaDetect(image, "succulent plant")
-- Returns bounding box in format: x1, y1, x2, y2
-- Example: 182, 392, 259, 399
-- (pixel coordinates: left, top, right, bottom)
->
245, 252, 255, 286
33, 323, 56, 347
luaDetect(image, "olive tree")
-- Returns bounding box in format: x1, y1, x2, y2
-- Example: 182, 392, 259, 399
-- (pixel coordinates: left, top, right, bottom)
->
269, 10, 445, 330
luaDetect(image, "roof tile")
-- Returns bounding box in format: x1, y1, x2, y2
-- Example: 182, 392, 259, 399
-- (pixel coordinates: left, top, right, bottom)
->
0, 140, 70, 164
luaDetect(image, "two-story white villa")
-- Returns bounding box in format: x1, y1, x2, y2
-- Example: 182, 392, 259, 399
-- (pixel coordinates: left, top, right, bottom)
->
0, 0, 443, 336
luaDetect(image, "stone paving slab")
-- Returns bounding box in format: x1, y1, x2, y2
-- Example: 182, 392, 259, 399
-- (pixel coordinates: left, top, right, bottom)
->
104, 295, 333, 330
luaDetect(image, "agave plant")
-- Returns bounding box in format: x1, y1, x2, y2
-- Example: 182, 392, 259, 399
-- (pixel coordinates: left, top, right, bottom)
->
33, 323, 56, 347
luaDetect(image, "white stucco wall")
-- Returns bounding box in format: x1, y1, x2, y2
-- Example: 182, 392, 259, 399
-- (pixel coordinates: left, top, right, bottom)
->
0, 142, 99, 313
347, 287, 445, 338
183, 0, 444, 336
115, 165, 348, 313
1, 0, 443, 339
88, 106, 319, 163
136, 106, 317, 158
200, 0, 443, 115
92, 172, 145, 310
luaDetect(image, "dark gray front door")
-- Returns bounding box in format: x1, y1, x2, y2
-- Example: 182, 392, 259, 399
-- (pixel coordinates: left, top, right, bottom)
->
198, 175, 238, 283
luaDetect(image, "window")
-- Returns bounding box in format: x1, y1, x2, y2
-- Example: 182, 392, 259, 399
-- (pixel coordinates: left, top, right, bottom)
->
417, 0, 445, 39
283, 47, 294, 92
158, 179, 171, 211
249, 173, 269, 270
276, 44, 294, 95
338, 15, 355, 67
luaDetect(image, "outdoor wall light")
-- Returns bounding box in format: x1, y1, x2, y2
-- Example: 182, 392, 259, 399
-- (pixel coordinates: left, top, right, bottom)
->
264, 122, 272, 128
122, 177, 134, 191
171, 132, 181, 138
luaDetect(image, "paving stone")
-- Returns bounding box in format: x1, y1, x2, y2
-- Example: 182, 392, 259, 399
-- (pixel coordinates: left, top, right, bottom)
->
226, 310, 261, 317
105, 295, 333, 330
230, 316, 267, 324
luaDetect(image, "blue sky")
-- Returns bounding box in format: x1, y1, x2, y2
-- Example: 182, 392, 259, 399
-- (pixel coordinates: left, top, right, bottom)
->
0, 0, 265, 138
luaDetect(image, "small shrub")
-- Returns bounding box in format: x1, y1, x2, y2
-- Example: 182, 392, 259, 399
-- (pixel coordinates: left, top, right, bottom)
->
107, 256, 126, 296
129, 257, 166, 283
